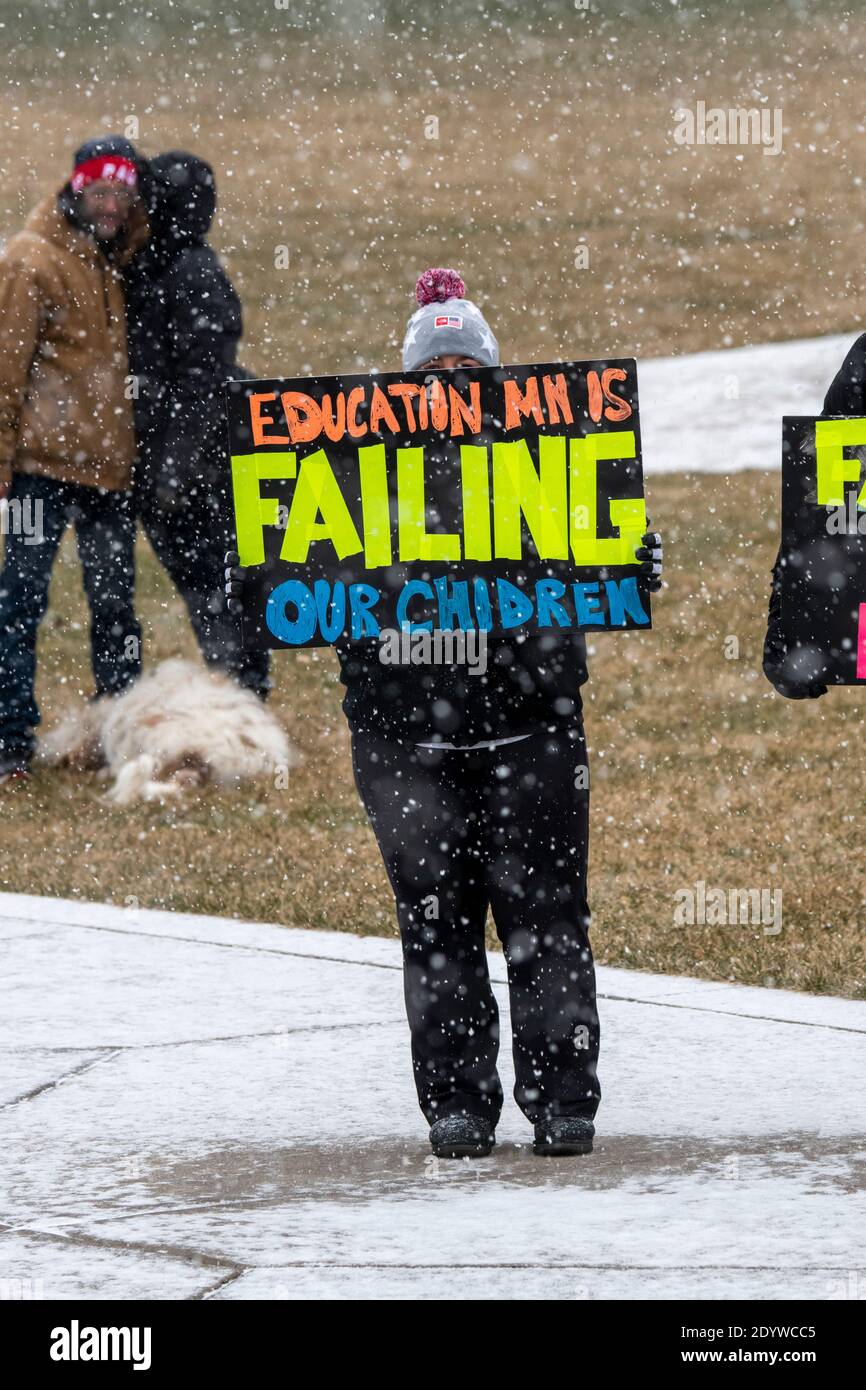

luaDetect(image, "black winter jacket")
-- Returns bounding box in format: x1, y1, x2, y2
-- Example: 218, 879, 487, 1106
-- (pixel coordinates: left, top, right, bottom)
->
762, 334, 866, 691
822, 333, 866, 417
124, 151, 242, 502
337, 628, 588, 744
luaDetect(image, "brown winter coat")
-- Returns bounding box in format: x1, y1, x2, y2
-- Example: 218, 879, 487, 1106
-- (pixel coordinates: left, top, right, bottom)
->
0, 194, 148, 491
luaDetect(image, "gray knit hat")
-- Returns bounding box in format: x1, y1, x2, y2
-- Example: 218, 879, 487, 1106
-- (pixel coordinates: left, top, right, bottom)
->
402, 268, 500, 372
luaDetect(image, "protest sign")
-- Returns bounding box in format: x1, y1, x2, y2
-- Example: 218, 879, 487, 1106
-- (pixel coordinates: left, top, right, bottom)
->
779, 416, 866, 684
226, 359, 652, 650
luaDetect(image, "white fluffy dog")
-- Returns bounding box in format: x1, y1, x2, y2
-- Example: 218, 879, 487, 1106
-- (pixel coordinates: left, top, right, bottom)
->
40, 658, 299, 804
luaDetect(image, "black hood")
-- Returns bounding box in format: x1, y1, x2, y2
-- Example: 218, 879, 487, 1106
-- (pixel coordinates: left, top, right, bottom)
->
143, 151, 216, 264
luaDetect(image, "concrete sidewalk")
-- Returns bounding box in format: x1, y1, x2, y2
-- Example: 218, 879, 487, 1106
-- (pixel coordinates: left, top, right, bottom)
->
0, 891, 864, 1301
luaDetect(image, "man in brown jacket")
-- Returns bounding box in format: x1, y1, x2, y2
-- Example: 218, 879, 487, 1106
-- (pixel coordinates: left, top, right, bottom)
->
0, 136, 148, 783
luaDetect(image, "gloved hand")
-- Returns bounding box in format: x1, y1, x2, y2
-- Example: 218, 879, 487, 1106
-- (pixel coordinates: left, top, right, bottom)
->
225, 550, 245, 615
769, 676, 828, 699
635, 529, 663, 592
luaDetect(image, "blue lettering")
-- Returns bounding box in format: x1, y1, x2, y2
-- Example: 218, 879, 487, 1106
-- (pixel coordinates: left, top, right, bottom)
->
535, 577, 571, 629
265, 579, 317, 645
396, 579, 434, 632
433, 576, 473, 630
473, 576, 493, 631
314, 579, 346, 641
572, 581, 605, 627
348, 582, 381, 638
605, 575, 649, 627
497, 577, 535, 630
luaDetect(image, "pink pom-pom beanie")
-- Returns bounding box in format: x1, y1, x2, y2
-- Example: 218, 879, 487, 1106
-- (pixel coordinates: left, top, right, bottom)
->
401, 267, 500, 372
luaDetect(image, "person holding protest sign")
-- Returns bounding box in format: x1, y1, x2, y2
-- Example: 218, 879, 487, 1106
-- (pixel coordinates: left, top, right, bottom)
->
125, 151, 270, 697
227, 268, 663, 1158
761, 339, 866, 699
0, 136, 147, 786
764, 567, 828, 699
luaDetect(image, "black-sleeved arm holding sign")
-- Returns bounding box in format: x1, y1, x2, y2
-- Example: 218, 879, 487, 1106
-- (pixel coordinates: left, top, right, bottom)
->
822, 333, 866, 417
760, 337, 866, 697
762, 545, 787, 688
762, 546, 827, 698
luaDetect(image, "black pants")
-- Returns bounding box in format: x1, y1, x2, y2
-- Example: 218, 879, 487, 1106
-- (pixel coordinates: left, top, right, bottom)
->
351, 725, 600, 1128
0, 474, 141, 764
136, 484, 270, 697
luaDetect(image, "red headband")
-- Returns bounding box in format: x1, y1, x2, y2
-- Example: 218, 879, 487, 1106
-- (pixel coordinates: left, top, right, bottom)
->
70, 155, 138, 194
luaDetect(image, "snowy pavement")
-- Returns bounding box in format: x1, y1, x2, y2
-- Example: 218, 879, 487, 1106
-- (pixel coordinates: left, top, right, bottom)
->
637, 330, 852, 475
1, 892, 864, 1302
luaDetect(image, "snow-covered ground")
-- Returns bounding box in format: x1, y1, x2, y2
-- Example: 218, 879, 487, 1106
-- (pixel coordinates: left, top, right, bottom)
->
1, 891, 864, 1301
639, 331, 854, 475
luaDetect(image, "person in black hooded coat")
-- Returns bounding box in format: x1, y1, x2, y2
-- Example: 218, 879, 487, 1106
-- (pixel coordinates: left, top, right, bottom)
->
124, 151, 269, 696
761, 334, 866, 700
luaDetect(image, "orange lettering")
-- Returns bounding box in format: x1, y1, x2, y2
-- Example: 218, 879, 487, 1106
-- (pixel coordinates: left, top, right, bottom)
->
320, 392, 346, 443
602, 368, 631, 422
280, 391, 322, 444
250, 392, 291, 446
387, 382, 422, 431
369, 385, 401, 435
346, 386, 368, 439
542, 373, 574, 427
449, 381, 482, 436
503, 375, 544, 430
429, 378, 449, 432
587, 371, 603, 424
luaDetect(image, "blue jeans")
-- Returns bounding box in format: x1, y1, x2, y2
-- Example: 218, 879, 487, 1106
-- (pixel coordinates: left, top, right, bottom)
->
0, 474, 141, 765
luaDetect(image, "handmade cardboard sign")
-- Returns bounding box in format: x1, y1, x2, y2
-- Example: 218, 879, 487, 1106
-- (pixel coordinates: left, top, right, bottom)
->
226, 359, 652, 650
779, 416, 866, 684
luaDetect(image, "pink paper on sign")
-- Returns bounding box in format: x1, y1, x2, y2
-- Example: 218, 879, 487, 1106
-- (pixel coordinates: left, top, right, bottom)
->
858, 603, 866, 679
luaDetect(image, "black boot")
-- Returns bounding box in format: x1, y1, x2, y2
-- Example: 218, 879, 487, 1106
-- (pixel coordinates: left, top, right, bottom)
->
430, 1114, 496, 1158
533, 1116, 595, 1156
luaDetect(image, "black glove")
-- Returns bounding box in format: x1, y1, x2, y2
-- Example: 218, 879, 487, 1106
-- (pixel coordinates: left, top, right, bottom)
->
224, 550, 246, 615
769, 677, 828, 700
762, 553, 827, 700
635, 529, 663, 592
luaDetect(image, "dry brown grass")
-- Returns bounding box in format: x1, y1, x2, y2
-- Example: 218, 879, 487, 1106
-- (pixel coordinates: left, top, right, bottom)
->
2, 8, 866, 367
2, 8, 865, 996
3, 470, 865, 1000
